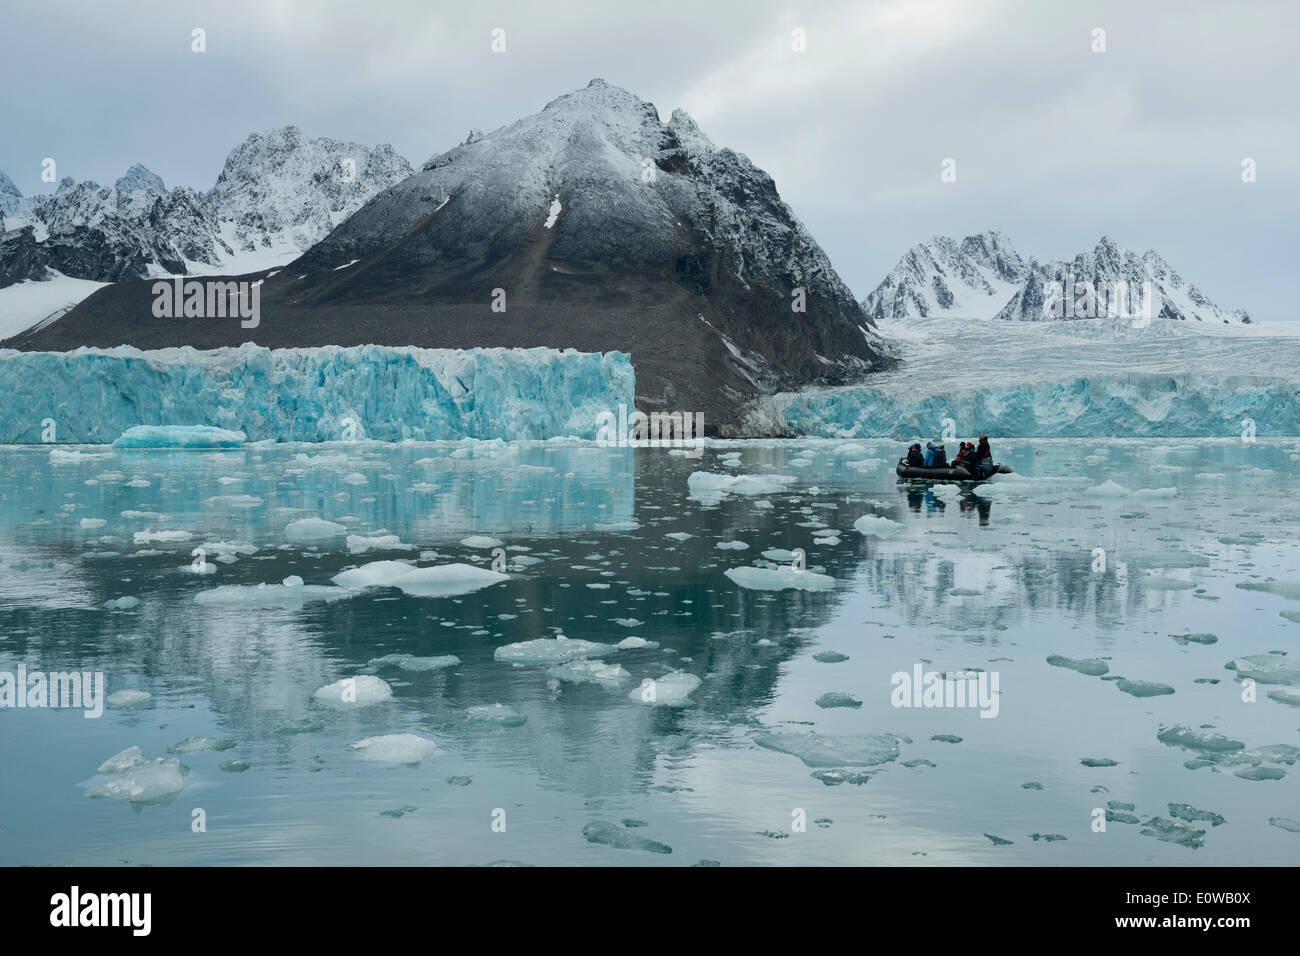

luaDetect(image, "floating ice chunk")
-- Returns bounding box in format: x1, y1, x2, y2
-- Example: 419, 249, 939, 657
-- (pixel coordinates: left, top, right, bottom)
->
367, 653, 460, 672
1168, 803, 1225, 827
167, 736, 236, 754
1122, 549, 1210, 569
755, 732, 901, 768
97, 746, 146, 774
103, 596, 140, 610
460, 535, 504, 549
332, 560, 417, 588
1170, 631, 1217, 646
665, 532, 693, 541
617, 636, 657, 649
494, 636, 616, 664
816, 692, 863, 709
88, 757, 188, 803
331, 560, 507, 598
1236, 581, 1300, 601
111, 425, 246, 449
582, 820, 671, 854
1270, 817, 1300, 832
762, 548, 799, 562
853, 515, 903, 538
351, 734, 437, 764
544, 194, 561, 229
1116, 679, 1175, 698
312, 675, 393, 707
107, 690, 151, 707
1226, 654, 1300, 685
1046, 654, 1111, 676
467, 703, 527, 727
195, 582, 349, 607
1082, 480, 1131, 498
628, 671, 701, 706
715, 540, 749, 550
687, 472, 795, 501
725, 566, 835, 591
390, 563, 509, 598
79, 517, 106, 529
1267, 687, 1300, 707
1156, 725, 1245, 753
133, 530, 191, 544
285, 517, 347, 543
546, 659, 631, 685
1139, 817, 1205, 848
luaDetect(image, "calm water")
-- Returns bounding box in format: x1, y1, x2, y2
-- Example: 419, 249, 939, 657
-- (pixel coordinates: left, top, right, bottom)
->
1, 438, 1298, 865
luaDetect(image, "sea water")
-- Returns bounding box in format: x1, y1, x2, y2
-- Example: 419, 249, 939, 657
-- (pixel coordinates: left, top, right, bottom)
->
0, 437, 1297, 865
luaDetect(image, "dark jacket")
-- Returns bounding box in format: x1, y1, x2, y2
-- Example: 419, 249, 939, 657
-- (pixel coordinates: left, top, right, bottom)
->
907, 447, 924, 467
932, 445, 948, 467
976, 438, 991, 460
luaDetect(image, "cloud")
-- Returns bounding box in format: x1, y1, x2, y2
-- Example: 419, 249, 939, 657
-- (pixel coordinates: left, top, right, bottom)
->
0, 0, 1294, 318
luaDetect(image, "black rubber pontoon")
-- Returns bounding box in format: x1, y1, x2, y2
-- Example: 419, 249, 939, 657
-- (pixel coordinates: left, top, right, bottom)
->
896, 459, 1013, 482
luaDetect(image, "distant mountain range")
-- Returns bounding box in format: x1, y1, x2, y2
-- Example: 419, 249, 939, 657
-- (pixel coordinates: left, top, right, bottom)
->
5, 80, 889, 431
0, 127, 412, 287
863, 230, 1249, 325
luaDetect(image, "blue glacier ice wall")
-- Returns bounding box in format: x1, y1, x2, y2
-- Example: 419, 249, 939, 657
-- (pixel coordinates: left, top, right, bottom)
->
761, 374, 1300, 439
0, 344, 635, 443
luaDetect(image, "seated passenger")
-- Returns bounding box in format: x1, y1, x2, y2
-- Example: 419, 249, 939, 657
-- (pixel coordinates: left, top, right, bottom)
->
923, 441, 939, 467
932, 443, 948, 467
907, 443, 924, 467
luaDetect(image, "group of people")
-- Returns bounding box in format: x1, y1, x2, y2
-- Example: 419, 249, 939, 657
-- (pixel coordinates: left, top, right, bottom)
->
906, 434, 992, 472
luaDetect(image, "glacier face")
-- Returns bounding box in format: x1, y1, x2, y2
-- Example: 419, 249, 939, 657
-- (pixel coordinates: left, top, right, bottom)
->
0, 344, 633, 443
749, 317, 1300, 438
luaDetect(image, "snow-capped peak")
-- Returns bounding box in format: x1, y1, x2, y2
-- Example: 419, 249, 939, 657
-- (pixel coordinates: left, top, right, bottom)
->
866, 231, 1249, 325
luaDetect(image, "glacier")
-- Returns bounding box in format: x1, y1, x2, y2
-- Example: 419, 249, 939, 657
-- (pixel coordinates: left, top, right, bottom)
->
0, 343, 633, 443
750, 317, 1300, 438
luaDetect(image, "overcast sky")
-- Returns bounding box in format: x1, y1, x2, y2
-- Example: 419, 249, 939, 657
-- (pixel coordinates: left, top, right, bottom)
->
1, 0, 1295, 319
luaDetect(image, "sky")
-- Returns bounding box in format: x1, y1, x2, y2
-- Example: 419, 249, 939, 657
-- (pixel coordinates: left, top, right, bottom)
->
1, 0, 1296, 319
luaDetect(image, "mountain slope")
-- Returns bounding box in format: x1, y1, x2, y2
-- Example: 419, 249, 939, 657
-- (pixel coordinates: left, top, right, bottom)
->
14, 79, 890, 430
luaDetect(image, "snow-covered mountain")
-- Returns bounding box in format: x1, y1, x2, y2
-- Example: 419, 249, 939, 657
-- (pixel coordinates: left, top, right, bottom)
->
17, 79, 887, 430
207, 126, 412, 262
862, 230, 1028, 321
864, 231, 1249, 325
0, 128, 412, 290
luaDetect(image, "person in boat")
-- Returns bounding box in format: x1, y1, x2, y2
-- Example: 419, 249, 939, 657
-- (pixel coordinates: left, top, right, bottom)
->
952, 441, 972, 467
931, 442, 948, 467
922, 441, 938, 467
973, 434, 992, 477
906, 443, 924, 467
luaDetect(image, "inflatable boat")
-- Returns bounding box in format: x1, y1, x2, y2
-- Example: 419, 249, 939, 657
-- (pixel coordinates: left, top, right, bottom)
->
896, 458, 1013, 482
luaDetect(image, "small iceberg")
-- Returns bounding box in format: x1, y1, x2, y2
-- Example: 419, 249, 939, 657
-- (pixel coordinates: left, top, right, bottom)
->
331, 560, 508, 598
351, 734, 437, 764
494, 636, 616, 664
628, 671, 701, 706
724, 566, 835, 592
313, 675, 394, 708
